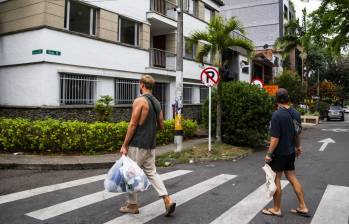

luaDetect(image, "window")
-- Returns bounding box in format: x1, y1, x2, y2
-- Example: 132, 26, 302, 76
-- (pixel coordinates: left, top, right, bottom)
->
203, 51, 212, 64
185, 0, 196, 16
284, 5, 288, 19
204, 6, 213, 23
183, 85, 193, 104
200, 86, 209, 103
289, 11, 293, 21
115, 79, 139, 104
153, 82, 167, 115
118, 17, 139, 46
185, 38, 196, 59
64, 0, 96, 35
60, 73, 97, 105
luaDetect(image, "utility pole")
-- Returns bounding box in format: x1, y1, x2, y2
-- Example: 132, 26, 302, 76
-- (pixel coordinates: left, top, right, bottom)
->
174, 0, 184, 152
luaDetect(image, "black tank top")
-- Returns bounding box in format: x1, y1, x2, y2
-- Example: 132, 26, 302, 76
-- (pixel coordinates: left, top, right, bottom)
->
129, 94, 161, 149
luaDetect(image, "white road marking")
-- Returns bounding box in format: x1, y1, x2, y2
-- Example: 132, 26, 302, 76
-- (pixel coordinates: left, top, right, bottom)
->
104, 174, 237, 224
311, 185, 349, 224
210, 180, 289, 224
321, 128, 349, 132
0, 174, 106, 205
25, 170, 192, 220
318, 138, 336, 152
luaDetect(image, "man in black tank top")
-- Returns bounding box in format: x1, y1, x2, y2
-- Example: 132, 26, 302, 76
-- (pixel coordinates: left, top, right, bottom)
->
262, 88, 310, 218
119, 75, 176, 216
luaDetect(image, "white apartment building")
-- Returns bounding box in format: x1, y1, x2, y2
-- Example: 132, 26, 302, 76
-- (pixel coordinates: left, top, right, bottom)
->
0, 0, 251, 121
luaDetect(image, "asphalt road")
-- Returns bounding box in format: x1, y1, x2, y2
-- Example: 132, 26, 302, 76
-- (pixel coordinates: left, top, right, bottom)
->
0, 114, 348, 224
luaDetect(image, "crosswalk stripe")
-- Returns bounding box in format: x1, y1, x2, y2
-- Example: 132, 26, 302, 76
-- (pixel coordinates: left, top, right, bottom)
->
104, 174, 237, 224
210, 180, 289, 224
311, 185, 349, 224
0, 174, 106, 205
25, 170, 192, 220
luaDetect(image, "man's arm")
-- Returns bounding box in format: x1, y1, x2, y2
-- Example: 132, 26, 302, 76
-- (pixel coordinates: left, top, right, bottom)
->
157, 111, 164, 130
120, 98, 143, 155
295, 135, 302, 158
265, 137, 279, 162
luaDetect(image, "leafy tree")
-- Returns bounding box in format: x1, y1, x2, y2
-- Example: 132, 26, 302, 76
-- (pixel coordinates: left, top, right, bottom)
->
274, 70, 306, 105
309, 0, 349, 55
188, 16, 254, 142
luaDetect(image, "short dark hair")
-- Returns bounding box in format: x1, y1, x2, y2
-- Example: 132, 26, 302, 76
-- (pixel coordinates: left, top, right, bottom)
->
276, 88, 289, 104
140, 75, 155, 90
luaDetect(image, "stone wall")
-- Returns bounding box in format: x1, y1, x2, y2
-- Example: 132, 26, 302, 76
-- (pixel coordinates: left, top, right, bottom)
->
0, 104, 203, 122
0, 106, 132, 123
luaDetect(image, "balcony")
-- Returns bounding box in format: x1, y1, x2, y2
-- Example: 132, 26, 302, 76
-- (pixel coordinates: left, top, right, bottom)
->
147, 0, 177, 32
150, 48, 176, 71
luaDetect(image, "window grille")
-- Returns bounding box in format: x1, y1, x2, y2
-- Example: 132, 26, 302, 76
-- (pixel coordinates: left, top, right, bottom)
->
183, 85, 193, 104
153, 82, 167, 116
200, 86, 209, 104
115, 79, 139, 104
60, 73, 97, 105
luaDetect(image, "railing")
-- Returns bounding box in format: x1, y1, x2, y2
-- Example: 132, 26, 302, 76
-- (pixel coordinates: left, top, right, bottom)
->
150, 0, 177, 20
150, 48, 176, 70
231, 31, 251, 42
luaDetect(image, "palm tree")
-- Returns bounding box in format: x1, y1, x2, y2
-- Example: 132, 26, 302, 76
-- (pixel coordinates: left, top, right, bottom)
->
188, 16, 254, 143
275, 9, 310, 83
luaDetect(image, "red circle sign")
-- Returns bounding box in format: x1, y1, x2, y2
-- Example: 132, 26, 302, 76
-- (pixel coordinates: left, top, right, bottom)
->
200, 67, 220, 87
251, 77, 264, 89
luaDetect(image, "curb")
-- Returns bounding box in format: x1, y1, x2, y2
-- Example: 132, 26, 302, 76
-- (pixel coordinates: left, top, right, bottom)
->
0, 162, 115, 170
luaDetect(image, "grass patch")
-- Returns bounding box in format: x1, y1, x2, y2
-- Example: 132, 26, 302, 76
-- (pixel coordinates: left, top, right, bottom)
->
156, 143, 252, 167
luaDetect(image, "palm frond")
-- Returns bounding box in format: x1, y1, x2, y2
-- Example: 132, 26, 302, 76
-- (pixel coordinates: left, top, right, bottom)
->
196, 44, 212, 64
223, 17, 246, 35
225, 38, 254, 57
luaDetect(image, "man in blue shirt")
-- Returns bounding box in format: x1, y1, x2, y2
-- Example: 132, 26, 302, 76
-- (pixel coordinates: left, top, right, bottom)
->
262, 88, 310, 218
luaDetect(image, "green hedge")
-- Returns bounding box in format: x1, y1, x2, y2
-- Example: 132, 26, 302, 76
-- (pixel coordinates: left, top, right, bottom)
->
0, 118, 197, 153
203, 81, 273, 147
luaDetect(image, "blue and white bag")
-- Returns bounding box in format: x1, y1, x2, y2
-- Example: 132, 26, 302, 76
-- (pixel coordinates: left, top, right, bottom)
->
104, 155, 150, 193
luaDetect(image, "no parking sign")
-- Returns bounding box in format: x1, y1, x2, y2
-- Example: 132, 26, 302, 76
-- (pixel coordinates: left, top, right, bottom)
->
200, 67, 219, 152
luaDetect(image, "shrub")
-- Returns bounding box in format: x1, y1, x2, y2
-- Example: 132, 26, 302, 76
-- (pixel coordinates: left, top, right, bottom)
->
275, 70, 306, 105
94, 95, 113, 122
203, 81, 273, 147
317, 101, 330, 119
0, 118, 197, 152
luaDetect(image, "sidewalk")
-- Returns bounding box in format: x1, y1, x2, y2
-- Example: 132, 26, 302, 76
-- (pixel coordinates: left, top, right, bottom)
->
0, 138, 207, 170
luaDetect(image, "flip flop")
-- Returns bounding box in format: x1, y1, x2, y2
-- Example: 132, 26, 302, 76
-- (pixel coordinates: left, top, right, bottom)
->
290, 209, 312, 217
262, 208, 282, 217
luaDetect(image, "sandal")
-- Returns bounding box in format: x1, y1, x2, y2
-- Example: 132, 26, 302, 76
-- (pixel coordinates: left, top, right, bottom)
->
262, 208, 282, 217
290, 208, 312, 217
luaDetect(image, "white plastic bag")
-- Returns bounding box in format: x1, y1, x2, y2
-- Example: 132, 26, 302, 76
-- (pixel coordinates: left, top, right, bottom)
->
262, 164, 277, 198
120, 155, 151, 192
104, 158, 127, 192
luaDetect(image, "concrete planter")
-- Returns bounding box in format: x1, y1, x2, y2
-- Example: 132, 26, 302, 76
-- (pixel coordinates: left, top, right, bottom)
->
301, 115, 319, 125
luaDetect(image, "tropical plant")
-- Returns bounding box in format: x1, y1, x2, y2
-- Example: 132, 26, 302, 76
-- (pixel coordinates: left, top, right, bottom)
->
94, 95, 113, 122
188, 16, 254, 142
274, 70, 306, 105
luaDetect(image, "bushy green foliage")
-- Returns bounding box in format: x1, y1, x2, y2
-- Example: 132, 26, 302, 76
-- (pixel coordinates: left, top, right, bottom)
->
95, 95, 113, 122
203, 81, 273, 147
317, 101, 330, 119
275, 70, 306, 105
0, 118, 197, 152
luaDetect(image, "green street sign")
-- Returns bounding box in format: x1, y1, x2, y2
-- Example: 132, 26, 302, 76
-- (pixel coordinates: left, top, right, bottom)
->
46, 50, 61, 56
32, 49, 43, 55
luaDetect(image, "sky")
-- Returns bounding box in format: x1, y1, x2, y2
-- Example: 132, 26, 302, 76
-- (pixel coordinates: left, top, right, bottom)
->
293, 0, 322, 19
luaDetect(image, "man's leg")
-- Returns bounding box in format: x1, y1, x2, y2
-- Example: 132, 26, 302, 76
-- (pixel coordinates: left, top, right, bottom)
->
142, 149, 176, 216
262, 171, 283, 216
285, 170, 308, 213
273, 172, 283, 211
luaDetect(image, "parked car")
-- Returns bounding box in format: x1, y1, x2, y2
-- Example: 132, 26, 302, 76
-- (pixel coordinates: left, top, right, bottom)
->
344, 106, 349, 113
327, 106, 345, 121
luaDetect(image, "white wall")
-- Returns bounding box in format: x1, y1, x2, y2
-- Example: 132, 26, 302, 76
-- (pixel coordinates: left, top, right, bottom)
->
238, 55, 251, 83
0, 29, 149, 73
183, 13, 208, 37
0, 64, 59, 106
89, 0, 150, 23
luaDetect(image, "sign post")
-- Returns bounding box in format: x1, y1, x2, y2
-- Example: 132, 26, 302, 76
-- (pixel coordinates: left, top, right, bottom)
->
200, 67, 219, 152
